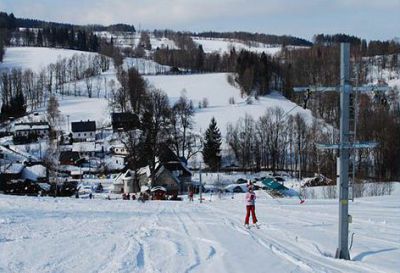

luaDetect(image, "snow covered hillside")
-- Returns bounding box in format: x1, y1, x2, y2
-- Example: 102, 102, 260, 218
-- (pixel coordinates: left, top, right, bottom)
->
192, 37, 308, 56
1, 47, 315, 138
145, 73, 315, 135
93, 31, 178, 50
0, 193, 399, 273
0, 47, 98, 73
192, 37, 283, 55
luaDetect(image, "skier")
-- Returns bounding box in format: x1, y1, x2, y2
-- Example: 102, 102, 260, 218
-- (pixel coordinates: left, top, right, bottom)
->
244, 182, 258, 229
188, 189, 194, 202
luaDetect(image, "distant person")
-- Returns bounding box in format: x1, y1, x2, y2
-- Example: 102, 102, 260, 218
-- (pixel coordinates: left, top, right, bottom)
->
188, 190, 194, 202
244, 183, 259, 229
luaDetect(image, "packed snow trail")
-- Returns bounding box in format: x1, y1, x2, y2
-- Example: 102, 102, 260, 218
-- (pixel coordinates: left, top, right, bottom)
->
0, 193, 399, 273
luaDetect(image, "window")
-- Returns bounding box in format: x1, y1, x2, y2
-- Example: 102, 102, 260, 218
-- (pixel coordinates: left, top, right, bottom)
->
78, 133, 81, 137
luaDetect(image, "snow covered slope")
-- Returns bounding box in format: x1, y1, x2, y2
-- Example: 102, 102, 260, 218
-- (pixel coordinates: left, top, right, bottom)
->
0, 47, 98, 73
145, 73, 314, 135
93, 31, 178, 50
1, 47, 315, 136
192, 37, 283, 55
0, 193, 398, 273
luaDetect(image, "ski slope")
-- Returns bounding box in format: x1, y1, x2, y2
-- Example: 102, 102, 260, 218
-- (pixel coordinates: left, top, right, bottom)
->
0, 192, 399, 273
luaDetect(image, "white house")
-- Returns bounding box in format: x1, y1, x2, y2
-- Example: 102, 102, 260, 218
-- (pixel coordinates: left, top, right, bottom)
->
13, 122, 50, 138
105, 155, 126, 171
72, 142, 104, 159
71, 120, 96, 142
110, 144, 129, 156
112, 170, 135, 194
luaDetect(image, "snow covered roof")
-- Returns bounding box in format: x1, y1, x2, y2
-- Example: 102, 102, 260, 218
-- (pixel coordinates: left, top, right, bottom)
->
3, 163, 25, 174
71, 170, 82, 176
138, 166, 151, 177
72, 142, 103, 152
151, 186, 166, 192
22, 164, 47, 181
113, 170, 134, 185
224, 183, 248, 192
14, 122, 50, 131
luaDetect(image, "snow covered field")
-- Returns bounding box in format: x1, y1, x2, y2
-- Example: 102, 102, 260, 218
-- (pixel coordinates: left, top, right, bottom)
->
0, 192, 399, 273
191, 37, 309, 56
145, 73, 315, 135
0, 47, 97, 73
192, 37, 283, 55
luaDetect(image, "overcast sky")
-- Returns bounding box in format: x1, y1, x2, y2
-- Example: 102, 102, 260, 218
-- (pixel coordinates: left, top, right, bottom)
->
1, 0, 399, 41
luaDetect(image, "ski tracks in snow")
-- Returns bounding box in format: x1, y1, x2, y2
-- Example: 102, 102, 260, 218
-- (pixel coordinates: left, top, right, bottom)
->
208, 202, 384, 273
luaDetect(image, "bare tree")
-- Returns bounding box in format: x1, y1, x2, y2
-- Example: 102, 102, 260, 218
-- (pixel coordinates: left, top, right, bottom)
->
170, 91, 196, 160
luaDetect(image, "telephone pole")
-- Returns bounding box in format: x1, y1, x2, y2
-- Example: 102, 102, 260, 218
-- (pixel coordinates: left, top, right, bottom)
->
294, 43, 389, 260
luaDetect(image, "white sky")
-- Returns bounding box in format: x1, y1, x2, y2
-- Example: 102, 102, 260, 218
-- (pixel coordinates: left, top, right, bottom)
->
1, 0, 399, 41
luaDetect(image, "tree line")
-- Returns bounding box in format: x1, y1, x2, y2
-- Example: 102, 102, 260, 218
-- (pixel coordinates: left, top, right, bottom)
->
226, 109, 332, 177
193, 31, 313, 47
11, 27, 100, 52
314, 33, 400, 56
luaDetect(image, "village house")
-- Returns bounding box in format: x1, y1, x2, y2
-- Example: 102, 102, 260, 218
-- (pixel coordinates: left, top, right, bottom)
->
21, 164, 48, 182
110, 144, 129, 156
0, 162, 25, 182
71, 120, 96, 142
111, 167, 149, 194
13, 122, 50, 142
111, 112, 140, 132
59, 151, 81, 166
72, 142, 104, 159
151, 146, 192, 195
152, 161, 192, 195
105, 155, 127, 171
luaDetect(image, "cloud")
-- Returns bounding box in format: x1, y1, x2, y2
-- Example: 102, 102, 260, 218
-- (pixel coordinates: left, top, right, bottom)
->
1, 0, 399, 40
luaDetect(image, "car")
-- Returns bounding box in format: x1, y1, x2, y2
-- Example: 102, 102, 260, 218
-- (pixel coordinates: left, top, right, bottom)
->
78, 184, 93, 194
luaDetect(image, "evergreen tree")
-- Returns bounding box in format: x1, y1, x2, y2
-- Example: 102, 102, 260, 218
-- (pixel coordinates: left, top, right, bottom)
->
202, 117, 222, 171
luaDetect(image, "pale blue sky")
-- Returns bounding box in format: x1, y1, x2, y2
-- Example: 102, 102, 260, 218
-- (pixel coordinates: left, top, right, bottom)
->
1, 0, 399, 41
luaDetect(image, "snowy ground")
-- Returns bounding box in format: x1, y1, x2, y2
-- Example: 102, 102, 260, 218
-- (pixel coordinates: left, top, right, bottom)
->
0, 47, 97, 73
192, 37, 283, 55
192, 37, 309, 56
0, 193, 399, 273
145, 73, 315, 135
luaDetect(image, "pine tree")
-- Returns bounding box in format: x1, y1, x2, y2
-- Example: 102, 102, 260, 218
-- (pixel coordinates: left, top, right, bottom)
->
202, 117, 222, 171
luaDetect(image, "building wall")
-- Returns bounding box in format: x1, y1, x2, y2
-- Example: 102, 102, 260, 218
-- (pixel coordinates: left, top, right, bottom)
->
15, 129, 49, 137
153, 169, 179, 194
72, 131, 95, 141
